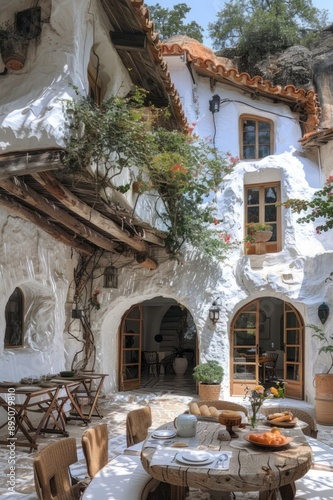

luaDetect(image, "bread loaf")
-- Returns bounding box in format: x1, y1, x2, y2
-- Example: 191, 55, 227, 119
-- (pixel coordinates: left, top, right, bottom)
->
268, 411, 293, 422
208, 406, 220, 418
189, 402, 200, 416
199, 404, 211, 417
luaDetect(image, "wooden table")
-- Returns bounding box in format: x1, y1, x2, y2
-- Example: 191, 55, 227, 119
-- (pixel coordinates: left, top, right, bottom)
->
141, 421, 312, 500
0, 382, 79, 451
51, 373, 107, 424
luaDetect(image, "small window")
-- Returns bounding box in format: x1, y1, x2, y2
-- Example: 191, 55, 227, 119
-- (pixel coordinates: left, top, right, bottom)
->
4, 288, 24, 347
245, 182, 281, 254
241, 115, 273, 160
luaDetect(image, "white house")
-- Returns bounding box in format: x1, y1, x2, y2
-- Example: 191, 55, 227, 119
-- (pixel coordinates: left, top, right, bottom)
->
1, 0, 332, 406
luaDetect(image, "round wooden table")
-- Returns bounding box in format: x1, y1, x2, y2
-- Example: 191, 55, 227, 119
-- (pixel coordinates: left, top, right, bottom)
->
141, 421, 312, 500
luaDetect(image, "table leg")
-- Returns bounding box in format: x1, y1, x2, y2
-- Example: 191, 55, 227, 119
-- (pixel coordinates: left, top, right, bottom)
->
259, 489, 278, 500
169, 484, 186, 500
279, 482, 296, 500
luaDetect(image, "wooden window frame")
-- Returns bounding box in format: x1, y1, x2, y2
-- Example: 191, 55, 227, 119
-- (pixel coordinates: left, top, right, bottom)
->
4, 287, 24, 348
240, 114, 274, 160
244, 182, 281, 254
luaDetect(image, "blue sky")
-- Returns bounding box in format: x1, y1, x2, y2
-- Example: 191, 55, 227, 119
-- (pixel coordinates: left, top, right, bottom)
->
145, 1, 333, 47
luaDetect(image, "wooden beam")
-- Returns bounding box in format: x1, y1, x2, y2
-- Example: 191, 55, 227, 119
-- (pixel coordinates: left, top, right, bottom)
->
110, 31, 147, 51
0, 193, 94, 255
0, 150, 64, 179
32, 171, 149, 253
0, 177, 120, 253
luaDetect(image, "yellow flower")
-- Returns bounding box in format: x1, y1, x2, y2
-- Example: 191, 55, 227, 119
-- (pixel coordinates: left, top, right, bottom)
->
270, 387, 278, 397
254, 385, 264, 393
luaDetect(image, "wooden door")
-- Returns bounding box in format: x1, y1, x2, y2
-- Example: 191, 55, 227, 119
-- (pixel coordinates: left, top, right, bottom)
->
231, 300, 260, 396
283, 302, 304, 399
119, 304, 142, 391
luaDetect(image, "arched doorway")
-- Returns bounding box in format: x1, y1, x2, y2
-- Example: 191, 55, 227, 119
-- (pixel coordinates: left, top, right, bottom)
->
230, 298, 304, 399
118, 297, 197, 391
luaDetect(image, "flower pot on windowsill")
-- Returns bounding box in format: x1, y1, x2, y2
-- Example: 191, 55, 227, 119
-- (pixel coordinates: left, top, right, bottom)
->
253, 231, 272, 254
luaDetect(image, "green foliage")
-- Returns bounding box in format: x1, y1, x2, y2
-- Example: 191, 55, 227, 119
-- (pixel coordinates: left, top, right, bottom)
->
193, 360, 224, 384
244, 222, 273, 243
208, 0, 327, 64
308, 324, 333, 374
282, 175, 333, 234
147, 2, 203, 42
63, 87, 237, 259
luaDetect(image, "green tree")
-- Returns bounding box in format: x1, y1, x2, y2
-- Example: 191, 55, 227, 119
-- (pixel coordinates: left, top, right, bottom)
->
208, 0, 328, 64
146, 2, 203, 42
282, 175, 333, 235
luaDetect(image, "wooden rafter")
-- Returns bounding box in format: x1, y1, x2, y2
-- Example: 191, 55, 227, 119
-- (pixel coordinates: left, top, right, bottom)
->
0, 150, 64, 180
32, 172, 149, 253
0, 177, 120, 253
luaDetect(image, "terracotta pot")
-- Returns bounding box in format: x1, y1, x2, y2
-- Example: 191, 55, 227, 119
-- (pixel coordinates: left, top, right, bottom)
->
1, 38, 29, 70
314, 373, 333, 425
253, 231, 273, 243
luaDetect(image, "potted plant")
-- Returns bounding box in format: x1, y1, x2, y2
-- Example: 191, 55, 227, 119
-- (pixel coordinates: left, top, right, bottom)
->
0, 22, 29, 70
193, 360, 224, 400
161, 346, 194, 376
245, 222, 273, 254
309, 324, 333, 424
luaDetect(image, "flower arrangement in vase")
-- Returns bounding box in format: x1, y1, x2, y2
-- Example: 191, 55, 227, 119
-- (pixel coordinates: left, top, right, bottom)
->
244, 383, 284, 428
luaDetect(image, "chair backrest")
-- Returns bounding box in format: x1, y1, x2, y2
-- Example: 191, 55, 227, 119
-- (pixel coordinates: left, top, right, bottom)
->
265, 352, 279, 367
261, 406, 318, 438
142, 351, 158, 364
82, 423, 108, 478
34, 437, 81, 500
191, 400, 249, 416
126, 406, 152, 447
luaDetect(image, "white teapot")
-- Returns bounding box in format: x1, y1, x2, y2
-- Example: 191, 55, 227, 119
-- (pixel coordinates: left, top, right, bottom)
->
174, 413, 197, 437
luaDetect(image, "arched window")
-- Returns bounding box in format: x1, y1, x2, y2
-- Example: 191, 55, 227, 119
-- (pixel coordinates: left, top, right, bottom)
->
4, 288, 24, 347
240, 115, 273, 159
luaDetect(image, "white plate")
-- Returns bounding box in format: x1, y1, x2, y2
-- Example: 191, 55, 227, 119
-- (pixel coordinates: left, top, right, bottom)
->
176, 452, 214, 466
151, 430, 176, 439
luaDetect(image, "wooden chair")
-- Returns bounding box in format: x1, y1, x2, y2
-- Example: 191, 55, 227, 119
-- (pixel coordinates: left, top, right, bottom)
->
261, 406, 318, 438
126, 406, 152, 447
264, 352, 279, 381
189, 400, 248, 415
82, 423, 108, 478
34, 437, 82, 500
142, 351, 160, 376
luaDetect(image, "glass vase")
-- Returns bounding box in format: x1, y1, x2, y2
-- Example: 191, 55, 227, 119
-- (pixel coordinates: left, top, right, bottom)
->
250, 402, 262, 429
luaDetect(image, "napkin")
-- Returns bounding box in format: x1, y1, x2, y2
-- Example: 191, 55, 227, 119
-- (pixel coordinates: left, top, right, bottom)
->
150, 448, 232, 470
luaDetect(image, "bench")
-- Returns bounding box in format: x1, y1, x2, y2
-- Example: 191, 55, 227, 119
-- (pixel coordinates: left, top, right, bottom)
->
82, 454, 159, 499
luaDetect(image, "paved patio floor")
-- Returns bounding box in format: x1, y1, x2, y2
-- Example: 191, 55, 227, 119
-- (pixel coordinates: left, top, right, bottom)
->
1, 374, 333, 499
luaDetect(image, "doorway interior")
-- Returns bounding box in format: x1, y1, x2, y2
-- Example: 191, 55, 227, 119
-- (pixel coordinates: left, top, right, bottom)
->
231, 297, 304, 400
119, 296, 197, 392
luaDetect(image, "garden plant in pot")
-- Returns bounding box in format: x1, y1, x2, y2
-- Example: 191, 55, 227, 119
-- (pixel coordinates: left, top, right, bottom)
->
161, 346, 194, 376
309, 324, 333, 425
193, 360, 224, 400
245, 222, 273, 255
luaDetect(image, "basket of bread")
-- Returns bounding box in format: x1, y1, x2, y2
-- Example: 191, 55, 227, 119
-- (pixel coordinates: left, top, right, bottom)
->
189, 402, 242, 422
265, 411, 298, 428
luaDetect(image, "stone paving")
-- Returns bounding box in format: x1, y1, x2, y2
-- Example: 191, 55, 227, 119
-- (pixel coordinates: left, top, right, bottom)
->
1, 374, 333, 499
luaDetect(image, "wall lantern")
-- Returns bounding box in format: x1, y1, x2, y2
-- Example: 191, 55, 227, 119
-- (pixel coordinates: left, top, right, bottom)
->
209, 94, 221, 114
209, 300, 221, 324
318, 302, 329, 324
103, 265, 118, 288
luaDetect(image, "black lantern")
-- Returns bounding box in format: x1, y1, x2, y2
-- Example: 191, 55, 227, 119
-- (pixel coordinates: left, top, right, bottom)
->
209, 300, 221, 324
103, 265, 118, 288
209, 94, 221, 114
318, 302, 329, 324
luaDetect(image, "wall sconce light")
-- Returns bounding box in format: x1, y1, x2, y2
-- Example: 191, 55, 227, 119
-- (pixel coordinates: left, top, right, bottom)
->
209, 300, 221, 324
209, 94, 221, 114
318, 302, 329, 324
103, 265, 118, 288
